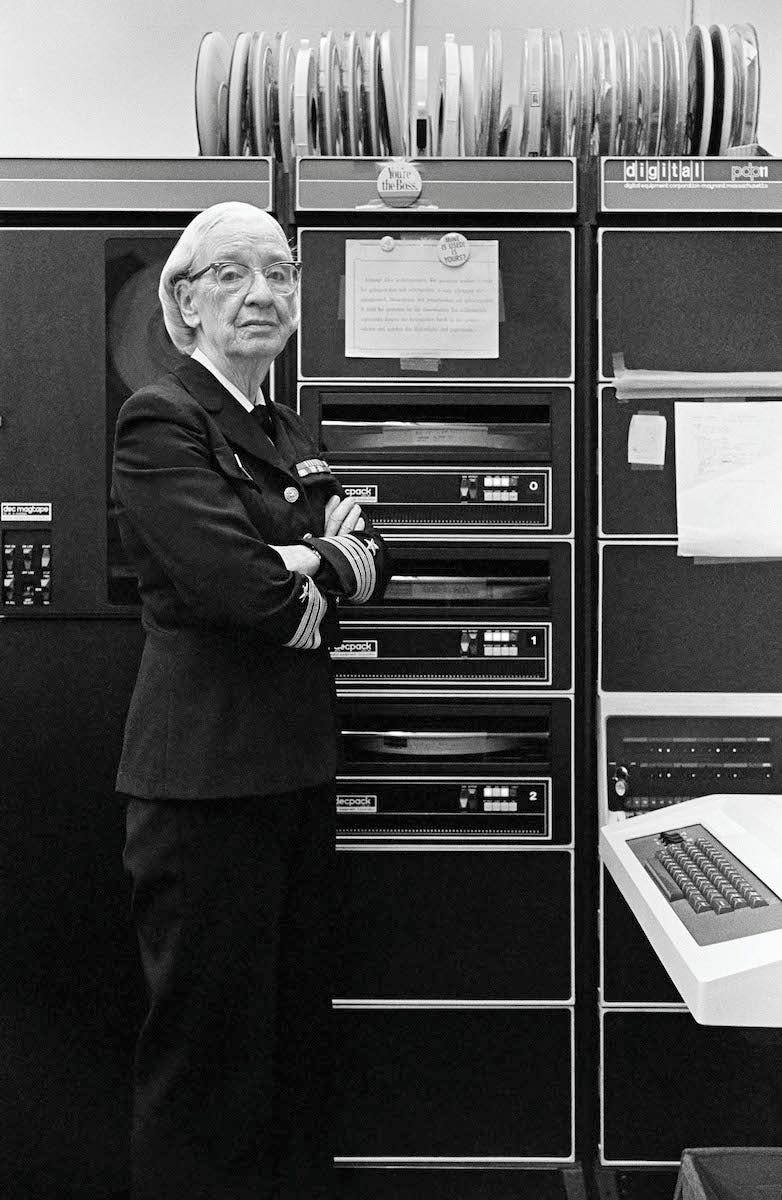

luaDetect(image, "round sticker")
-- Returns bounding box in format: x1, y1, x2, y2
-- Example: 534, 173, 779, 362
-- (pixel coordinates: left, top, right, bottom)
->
283, 486, 300, 503
438, 232, 470, 268
376, 161, 423, 208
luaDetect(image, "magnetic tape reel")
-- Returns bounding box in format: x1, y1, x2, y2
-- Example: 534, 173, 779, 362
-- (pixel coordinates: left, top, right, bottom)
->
414, 45, 433, 156
565, 29, 594, 159
274, 30, 297, 172
708, 23, 733, 156
361, 30, 381, 156
648, 26, 666, 156
269, 41, 281, 162
564, 36, 581, 158
318, 31, 342, 156
543, 29, 565, 156
685, 24, 714, 156
636, 26, 664, 156
477, 28, 502, 155
227, 32, 253, 156
732, 22, 760, 147
248, 32, 273, 155
459, 44, 476, 156
436, 33, 461, 156
579, 29, 595, 159
375, 56, 392, 155
339, 31, 363, 156
109, 262, 184, 393
635, 27, 653, 154
520, 28, 544, 157
293, 40, 318, 158
498, 104, 523, 157
728, 25, 746, 150
195, 31, 231, 155
660, 26, 687, 155
379, 29, 406, 155
592, 29, 618, 156
616, 27, 639, 155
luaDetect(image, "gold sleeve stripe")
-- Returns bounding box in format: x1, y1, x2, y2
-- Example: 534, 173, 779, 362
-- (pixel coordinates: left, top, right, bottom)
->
321, 534, 376, 602
284, 577, 327, 648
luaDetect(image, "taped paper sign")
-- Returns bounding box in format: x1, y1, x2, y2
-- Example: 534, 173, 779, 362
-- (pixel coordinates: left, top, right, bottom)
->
675, 401, 782, 557
345, 237, 499, 359
628, 412, 667, 467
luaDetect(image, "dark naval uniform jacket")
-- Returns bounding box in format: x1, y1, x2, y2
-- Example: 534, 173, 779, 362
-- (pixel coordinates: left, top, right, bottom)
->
111, 355, 388, 800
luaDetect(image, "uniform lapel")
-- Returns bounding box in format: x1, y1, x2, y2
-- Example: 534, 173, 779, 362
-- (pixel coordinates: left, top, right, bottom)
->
171, 356, 287, 471
268, 404, 309, 478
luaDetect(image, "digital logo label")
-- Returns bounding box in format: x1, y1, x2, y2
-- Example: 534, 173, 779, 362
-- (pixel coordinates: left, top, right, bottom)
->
730, 163, 769, 182
622, 159, 705, 183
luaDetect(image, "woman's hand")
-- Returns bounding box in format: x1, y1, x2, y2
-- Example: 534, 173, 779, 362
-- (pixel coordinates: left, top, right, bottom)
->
324, 494, 365, 536
269, 543, 321, 577
268, 494, 367, 581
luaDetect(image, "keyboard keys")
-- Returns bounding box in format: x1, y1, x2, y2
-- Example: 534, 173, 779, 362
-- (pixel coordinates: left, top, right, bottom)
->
645, 856, 684, 902
650, 831, 769, 916
682, 882, 711, 914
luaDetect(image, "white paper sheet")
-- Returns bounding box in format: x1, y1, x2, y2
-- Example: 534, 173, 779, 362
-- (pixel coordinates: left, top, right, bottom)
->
675, 401, 782, 557
344, 237, 499, 359
628, 412, 667, 467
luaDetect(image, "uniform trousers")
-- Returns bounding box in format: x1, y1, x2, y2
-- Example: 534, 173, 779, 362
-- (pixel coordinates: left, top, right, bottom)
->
122, 782, 336, 1200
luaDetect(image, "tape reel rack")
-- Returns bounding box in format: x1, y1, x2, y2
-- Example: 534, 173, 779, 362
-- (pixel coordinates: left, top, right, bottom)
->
195, 23, 761, 168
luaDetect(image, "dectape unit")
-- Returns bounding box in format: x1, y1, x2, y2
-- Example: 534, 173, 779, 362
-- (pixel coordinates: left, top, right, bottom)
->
298, 383, 573, 538
336, 695, 573, 844
332, 540, 572, 693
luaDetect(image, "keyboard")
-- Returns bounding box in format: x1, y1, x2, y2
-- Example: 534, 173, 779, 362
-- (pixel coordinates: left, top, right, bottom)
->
600, 794, 782, 1026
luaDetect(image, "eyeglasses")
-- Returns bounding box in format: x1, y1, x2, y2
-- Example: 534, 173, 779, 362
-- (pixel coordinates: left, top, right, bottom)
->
185, 260, 302, 295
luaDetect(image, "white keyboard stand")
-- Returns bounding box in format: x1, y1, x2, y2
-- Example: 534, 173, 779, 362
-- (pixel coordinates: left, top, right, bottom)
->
600, 794, 782, 1026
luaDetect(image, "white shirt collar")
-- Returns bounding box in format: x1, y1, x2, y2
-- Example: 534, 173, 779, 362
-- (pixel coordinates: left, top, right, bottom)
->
190, 347, 266, 414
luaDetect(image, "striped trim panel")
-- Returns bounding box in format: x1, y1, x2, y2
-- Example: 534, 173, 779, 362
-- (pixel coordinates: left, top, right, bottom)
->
295, 458, 331, 477
321, 534, 376, 603
284, 577, 328, 649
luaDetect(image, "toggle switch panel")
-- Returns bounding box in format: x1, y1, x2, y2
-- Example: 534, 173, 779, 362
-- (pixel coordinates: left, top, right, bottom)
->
2, 530, 52, 607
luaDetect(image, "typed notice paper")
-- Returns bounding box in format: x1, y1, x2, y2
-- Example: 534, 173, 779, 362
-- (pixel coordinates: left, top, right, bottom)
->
344, 238, 499, 359
675, 401, 782, 557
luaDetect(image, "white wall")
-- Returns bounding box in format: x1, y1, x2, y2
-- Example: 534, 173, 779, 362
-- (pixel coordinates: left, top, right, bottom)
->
0, 0, 778, 156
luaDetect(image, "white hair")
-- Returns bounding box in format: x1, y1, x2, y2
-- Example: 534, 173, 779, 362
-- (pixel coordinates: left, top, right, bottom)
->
159, 202, 295, 353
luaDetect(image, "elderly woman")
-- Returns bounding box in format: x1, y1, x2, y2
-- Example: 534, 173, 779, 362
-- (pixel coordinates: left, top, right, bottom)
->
113, 201, 387, 1200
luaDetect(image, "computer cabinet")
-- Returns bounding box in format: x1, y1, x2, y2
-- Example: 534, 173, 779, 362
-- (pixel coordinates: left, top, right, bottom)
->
295, 156, 587, 1196
596, 163, 782, 1188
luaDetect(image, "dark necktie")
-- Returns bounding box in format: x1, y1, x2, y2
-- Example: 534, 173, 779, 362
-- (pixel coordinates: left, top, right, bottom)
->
251, 403, 273, 439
